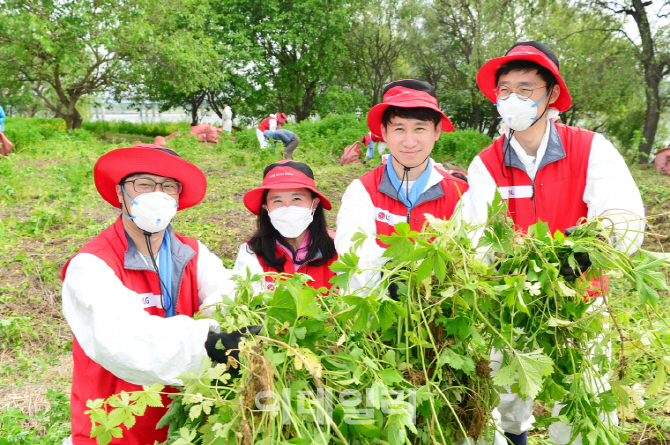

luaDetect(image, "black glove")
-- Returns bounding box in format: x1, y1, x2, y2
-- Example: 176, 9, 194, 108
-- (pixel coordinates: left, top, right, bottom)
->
205, 326, 262, 364
450, 172, 468, 183
558, 226, 592, 281
386, 270, 407, 301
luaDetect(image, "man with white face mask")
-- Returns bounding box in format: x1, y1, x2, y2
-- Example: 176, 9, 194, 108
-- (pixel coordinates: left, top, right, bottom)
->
464, 42, 645, 445
61, 144, 258, 445
234, 160, 338, 294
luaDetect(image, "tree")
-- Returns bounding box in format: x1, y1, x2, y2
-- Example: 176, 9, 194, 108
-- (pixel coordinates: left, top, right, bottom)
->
344, 0, 408, 109
213, 0, 353, 122
123, 0, 228, 126
523, 1, 644, 134
0, 0, 219, 130
592, 0, 670, 160
406, 0, 517, 134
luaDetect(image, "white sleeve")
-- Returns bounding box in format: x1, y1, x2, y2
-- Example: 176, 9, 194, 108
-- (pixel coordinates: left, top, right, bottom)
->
334, 179, 387, 293
62, 253, 219, 386
464, 156, 498, 225
232, 243, 267, 294
269, 118, 277, 132
584, 134, 645, 253
196, 241, 239, 314
462, 156, 499, 249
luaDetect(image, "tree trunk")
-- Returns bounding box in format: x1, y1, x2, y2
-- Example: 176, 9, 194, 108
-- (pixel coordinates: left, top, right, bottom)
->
639, 66, 662, 161
191, 97, 199, 126
628, 0, 666, 162
487, 118, 499, 139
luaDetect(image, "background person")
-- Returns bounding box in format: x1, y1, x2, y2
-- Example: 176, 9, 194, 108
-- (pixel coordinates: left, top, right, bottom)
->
234, 160, 337, 294
361, 131, 388, 164
0, 104, 5, 131
256, 112, 287, 149
221, 102, 233, 134
335, 79, 469, 293
61, 144, 257, 445
263, 128, 300, 159
465, 41, 645, 445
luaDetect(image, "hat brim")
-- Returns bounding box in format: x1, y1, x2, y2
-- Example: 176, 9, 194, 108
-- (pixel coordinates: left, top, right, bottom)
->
94, 147, 207, 210
477, 53, 571, 112
243, 183, 332, 215
367, 100, 455, 135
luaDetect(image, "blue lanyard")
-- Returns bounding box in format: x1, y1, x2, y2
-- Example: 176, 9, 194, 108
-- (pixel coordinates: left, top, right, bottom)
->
158, 233, 174, 317
386, 157, 433, 210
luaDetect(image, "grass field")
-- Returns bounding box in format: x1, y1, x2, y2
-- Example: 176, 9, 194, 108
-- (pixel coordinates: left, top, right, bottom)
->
1, 118, 669, 443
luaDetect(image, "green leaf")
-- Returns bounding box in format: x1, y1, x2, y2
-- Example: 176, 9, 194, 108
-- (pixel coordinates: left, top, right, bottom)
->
438, 347, 476, 375
416, 257, 434, 284
433, 254, 447, 284
645, 361, 667, 396
352, 422, 383, 437
293, 326, 307, 340
515, 350, 554, 399
362, 356, 380, 370
379, 369, 404, 385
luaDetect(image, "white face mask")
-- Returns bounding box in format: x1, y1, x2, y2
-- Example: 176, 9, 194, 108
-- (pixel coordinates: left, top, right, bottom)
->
268, 201, 315, 239
496, 92, 546, 132
125, 190, 178, 233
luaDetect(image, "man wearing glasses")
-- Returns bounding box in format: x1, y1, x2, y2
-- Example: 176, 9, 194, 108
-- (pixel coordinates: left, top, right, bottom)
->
464, 42, 644, 445
61, 144, 258, 445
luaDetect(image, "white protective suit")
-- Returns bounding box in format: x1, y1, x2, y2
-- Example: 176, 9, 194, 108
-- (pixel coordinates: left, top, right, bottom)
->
463, 114, 641, 443
62, 240, 237, 387
222, 105, 233, 134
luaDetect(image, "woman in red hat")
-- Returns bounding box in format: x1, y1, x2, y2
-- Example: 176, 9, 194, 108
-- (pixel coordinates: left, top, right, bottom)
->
61, 145, 258, 445
234, 160, 338, 293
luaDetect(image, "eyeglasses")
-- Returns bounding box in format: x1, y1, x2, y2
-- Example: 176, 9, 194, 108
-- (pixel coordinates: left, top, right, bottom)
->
494, 85, 549, 101
124, 178, 183, 195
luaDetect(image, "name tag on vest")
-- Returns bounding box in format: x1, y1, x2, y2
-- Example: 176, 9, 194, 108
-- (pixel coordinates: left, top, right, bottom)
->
139, 292, 162, 309
374, 207, 406, 226
498, 185, 533, 199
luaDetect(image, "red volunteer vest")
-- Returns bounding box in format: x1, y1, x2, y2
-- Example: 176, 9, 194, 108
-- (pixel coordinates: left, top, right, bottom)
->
478, 123, 595, 234
478, 123, 606, 296
359, 165, 468, 247
256, 244, 338, 293
257, 116, 274, 132
62, 218, 201, 445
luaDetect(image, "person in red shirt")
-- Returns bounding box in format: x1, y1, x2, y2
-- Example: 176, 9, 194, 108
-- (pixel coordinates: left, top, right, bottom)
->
61, 144, 258, 445
234, 160, 337, 293
335, 79, 469, 294
465, 41, 644, 445
256, 112, 287, 149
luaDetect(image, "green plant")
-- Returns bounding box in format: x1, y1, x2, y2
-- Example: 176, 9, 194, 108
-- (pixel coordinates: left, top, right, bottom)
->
432, 129, 492, 167
86, 198, 668, 445
0, 389, 71, 445
0, 315, 35, 348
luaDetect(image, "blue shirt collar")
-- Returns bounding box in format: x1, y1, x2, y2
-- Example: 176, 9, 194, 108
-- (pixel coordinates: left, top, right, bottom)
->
385, 157, 433, 210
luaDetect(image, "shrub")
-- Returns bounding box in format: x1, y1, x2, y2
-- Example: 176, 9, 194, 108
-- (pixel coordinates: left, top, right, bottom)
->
432, 129, 492, 167
81, 120, 187, 138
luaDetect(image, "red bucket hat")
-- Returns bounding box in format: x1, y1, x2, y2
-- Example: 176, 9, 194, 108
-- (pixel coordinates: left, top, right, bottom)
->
367, 79, 455, 134
276, 112, 287, 124
94, 144, 207, 211
243, 160, 331, 215
477, 41, 571, 112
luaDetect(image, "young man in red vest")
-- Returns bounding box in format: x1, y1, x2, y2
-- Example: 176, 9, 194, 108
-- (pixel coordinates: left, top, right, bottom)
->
466, 42, 645, 445
335, 80, 469, 293
256, 112, 287, 149
61, 144, 258, 445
